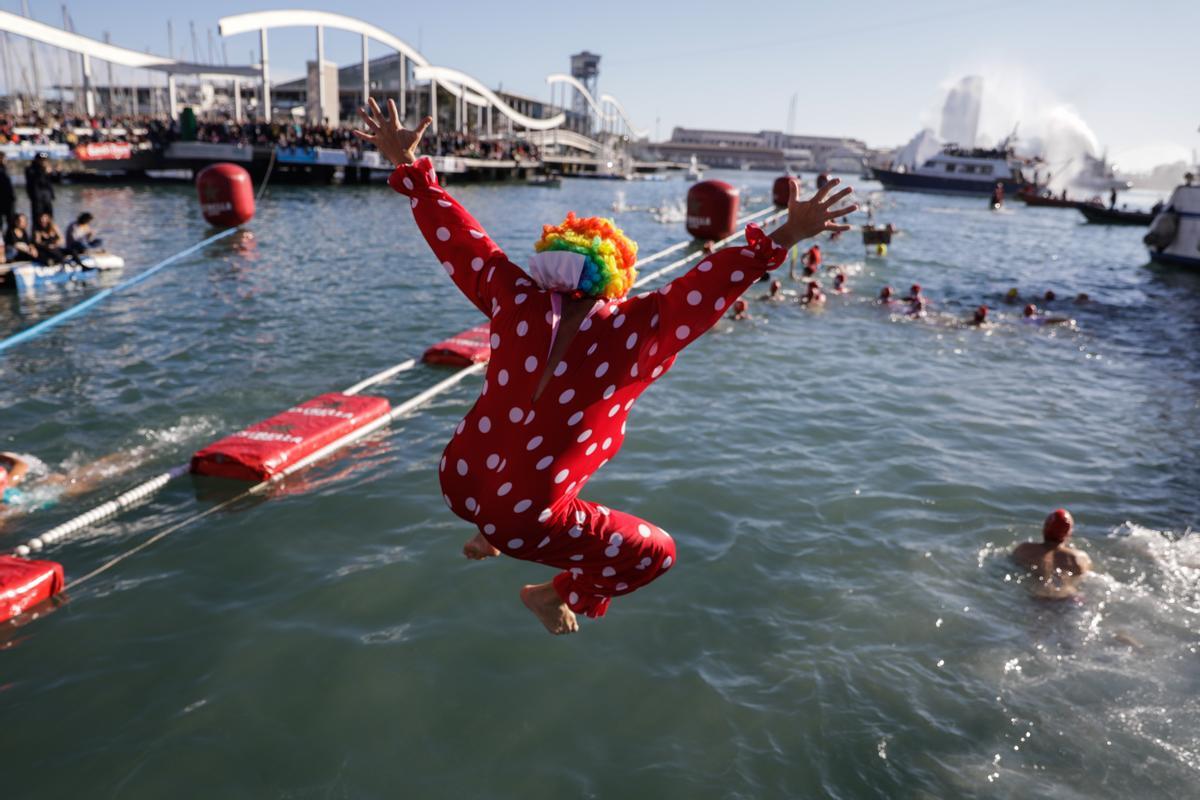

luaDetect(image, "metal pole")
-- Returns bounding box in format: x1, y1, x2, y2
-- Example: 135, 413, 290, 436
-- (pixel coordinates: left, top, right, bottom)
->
315, 25, 325, 124
259, 28, 270, 121
398, 54, 405, 122
487, 105, 492, 138
361, 34, 369, 110
233, 77, 242, 121
167, 73, 177, 118
429, 80, 437, 134
81, 53, 94, 116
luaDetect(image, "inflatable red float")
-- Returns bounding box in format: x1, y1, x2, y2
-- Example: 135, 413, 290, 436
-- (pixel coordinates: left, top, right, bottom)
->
0, 555, 63, 623
773, 175, 799, 208
686, 180, 739, 240
196, 162, 255, 227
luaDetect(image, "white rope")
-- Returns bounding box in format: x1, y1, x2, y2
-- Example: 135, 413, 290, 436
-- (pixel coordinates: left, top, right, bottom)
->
343, 358, 418, 395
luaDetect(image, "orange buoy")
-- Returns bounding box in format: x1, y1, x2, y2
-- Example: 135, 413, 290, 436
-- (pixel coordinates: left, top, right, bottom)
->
196, 163, 255, 227
773, 175, 799, 208
686, 180, 739, 241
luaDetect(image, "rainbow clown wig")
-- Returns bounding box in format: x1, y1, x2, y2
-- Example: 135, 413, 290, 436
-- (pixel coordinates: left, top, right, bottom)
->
529, 212, 638, 299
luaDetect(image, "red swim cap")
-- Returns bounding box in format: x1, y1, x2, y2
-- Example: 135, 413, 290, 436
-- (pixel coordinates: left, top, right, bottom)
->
1043, 509, 1074, 543
910, 283, 921, 295
733, 299, 748, 312
1024, 303, 1037, 317
880, 286, 893, 299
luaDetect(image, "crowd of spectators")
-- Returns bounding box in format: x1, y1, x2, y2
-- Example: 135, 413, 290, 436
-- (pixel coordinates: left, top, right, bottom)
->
0, 112, 539, 162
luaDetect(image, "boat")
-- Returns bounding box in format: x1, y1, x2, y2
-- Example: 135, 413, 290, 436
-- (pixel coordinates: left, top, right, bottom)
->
686, 154, 703, 181
526, 174, 562, 188
1, 253, 125, 295
870, 141, 1040, 197
1144, 179, 1200, 269
1071, 152, 1132, 193
1078, 205, 1154, 226
1018, 189, 1101, 209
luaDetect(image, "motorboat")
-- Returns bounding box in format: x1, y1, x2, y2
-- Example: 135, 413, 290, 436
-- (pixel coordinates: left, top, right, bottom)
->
1079, 205, 1154, 226
1144, 178, 1200, 268
871, 140, 1040, 197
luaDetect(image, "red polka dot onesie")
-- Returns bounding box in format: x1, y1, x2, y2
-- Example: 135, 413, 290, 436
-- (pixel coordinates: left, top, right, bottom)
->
390, 157, 788, 618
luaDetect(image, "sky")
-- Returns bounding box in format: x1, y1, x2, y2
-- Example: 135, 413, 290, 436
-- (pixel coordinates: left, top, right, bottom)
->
10, 0, 1200, 170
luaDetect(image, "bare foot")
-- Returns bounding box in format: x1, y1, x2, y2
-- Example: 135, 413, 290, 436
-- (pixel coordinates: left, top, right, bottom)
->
520, 581, 579, 635
462, 532, 500, 560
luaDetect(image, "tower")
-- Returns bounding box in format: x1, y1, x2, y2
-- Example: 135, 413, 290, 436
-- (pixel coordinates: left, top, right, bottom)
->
569, 51, 600, 124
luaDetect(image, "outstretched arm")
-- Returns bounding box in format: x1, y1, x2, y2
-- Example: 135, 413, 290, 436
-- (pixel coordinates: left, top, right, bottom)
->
355, 98, 528, 318
649, 178, 858, 360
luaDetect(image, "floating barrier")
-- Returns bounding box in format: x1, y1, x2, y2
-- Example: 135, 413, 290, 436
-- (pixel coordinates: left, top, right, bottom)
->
0, 555, 64, 623
7, 201, 789, 620
686, 180, 739, 240
192, 393, 392, 482
197, 162, 256, 227
422, 323, 491, 367
773, 175, 799, 208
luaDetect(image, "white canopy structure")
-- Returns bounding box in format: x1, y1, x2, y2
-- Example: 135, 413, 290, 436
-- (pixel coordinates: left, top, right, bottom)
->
0, 9, 257, 116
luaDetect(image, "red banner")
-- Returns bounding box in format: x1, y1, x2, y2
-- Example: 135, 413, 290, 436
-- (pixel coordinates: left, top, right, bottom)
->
74, 142, 133, 161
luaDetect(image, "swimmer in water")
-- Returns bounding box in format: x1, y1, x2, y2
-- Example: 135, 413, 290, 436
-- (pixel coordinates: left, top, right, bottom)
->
907, 295, 928, 318
729, 299, 751, 320
759, 278, 787, 302
832, 272, 849, 294
791, 244, 822, 280
1022, 303, 1072, 326
966, 304, 989, 326
800, 280, 826, 306
355, 98, 856, 634
1004, 287, 1020, 305
1012, 509, 1092, 599
0, 449, 146, 527
903, 283, 922, 302
878, 285, 895, 305
1043, 289, 1057, 303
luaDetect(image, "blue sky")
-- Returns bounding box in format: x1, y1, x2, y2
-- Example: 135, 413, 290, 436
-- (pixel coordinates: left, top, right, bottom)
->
15, 0, 1200, 169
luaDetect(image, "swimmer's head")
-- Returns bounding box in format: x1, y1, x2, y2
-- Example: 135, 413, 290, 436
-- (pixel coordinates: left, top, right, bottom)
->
1024, 303, 1037, 317
879, 285, 894, 301
834, 273, 846, 286
1075, 293, 1090, 304
910, 283, 921, 297
1006, 287, 1019, 300
807, 280, 822, 294
531, 212, 638, 299
1044, 290, 1057, 302
973, 305, 988, 323
769, 279, 782, 296
1043, 509, 1074, 544
733, 299, 748, 313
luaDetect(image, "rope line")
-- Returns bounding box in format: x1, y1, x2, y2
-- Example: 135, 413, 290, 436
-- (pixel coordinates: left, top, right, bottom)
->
0, 227, 239, 354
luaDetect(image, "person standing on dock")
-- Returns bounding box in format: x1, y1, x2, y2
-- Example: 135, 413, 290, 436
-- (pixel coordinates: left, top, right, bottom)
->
25, 153, 55, 224
354, 98, 856, 634
0, 152, 14, 232
1109, 187, 1118, 210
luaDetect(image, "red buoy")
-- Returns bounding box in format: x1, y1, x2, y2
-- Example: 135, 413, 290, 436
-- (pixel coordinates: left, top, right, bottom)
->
773, 175, 799, 208
686, 180, 739, 241
196, 162, 255, 227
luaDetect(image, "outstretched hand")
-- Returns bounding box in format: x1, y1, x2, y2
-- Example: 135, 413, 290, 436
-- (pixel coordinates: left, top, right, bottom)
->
770, 178, 859, 251
353, 97, 432, 167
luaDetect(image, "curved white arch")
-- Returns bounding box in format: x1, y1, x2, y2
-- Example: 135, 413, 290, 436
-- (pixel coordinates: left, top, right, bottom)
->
218, 10, 429, 67
414, 65, 564, 130
0, 10, 255, 76
600, 93, 647, 139
546, 73, 609, 121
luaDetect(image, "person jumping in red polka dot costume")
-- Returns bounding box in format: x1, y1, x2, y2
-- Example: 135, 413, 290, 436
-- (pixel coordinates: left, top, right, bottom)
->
356, 100, 857, 634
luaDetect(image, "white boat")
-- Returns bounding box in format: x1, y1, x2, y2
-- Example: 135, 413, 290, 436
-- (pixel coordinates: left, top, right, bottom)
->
686, 154, 703, 181
1144, 177, 1200, 269
871, 139, 1040, 196
3, 253, 125, 295
1071, 152, 1132, 192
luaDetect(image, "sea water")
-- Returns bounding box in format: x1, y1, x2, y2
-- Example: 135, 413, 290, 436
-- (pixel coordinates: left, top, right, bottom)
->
1, 172, 1196, 798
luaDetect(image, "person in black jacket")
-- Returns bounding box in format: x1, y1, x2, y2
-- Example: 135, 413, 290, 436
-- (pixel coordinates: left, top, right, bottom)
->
24, 153, 55, 223
0, 152, 14, 233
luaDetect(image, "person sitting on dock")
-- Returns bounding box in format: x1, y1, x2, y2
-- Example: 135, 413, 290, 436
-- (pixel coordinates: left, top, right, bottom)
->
33, 212, 67, 264
1011, 509, 1092, 599
65, 212, 103, 257
3, 213, 38, 262
354, 98, 855, 634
